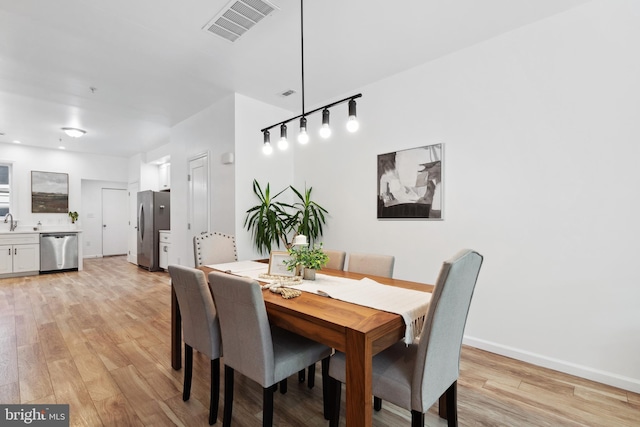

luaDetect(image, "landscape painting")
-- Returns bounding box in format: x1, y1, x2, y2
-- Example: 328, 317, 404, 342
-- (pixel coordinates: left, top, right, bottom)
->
32, 171, 69, 213
377, 143, 443, 219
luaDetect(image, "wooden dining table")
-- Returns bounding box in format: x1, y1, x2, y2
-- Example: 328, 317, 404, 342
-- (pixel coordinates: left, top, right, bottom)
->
170, 265, 437, 427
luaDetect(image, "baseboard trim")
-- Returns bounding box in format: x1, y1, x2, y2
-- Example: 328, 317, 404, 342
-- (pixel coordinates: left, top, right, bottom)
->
83, 255, 103, 259
463, 336, 640, 394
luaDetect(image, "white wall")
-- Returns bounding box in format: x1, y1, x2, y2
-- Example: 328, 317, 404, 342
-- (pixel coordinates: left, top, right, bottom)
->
169, 94, 236, 267
286, 0, 640, 392
234, 94, 295, 261
0, 143, 128, 228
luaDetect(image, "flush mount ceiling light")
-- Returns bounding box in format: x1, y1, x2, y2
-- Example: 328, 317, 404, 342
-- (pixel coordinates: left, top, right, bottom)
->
61, 127, 86, 138
261, 0, 361, 155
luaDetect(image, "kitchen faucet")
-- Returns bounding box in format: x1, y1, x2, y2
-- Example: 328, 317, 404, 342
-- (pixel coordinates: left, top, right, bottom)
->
3, 213, 17, 231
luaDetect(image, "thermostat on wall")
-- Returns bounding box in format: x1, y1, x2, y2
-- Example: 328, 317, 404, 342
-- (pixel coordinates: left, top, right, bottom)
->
221, 152, 234, 164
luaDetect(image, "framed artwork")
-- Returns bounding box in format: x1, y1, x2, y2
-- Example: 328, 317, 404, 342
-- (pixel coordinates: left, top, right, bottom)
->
31, 171, 69, 213
377, 143, 443, 219
268, 251, 295, 276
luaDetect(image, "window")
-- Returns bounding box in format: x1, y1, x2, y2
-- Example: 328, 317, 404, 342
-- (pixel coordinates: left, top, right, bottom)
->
0, 164, 10, 216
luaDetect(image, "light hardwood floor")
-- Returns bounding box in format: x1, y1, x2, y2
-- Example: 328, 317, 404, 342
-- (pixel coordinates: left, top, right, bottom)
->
0, 256, 638, 426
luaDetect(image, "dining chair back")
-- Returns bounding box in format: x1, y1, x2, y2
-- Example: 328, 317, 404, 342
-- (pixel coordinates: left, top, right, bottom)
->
347, 252, 395, 278
168, 265, 222, 425
322, 249, 346, 270
194, 232, 237, 267
329, 249, 483, 427
208, 271, 332, 427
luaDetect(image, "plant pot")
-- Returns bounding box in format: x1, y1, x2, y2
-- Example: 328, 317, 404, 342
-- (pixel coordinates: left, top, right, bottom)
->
303, 268, 316, 280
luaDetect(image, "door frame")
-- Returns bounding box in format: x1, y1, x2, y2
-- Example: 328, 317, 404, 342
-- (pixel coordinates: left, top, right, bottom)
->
127, 182, 139, 264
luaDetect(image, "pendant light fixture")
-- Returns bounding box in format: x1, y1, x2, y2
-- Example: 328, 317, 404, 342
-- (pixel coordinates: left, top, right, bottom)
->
261, 0, 361, 155
278, 124, 288, 150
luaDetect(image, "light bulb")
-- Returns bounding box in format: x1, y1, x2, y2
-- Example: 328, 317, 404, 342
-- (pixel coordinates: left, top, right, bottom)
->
263, 142, 273, 155
319, 124, 332, 139
346, 116, 359, 132
298, 117, 309, 144
319, 108, 331, 138
347, 99, 359, 132
298, 129, 309, 144
278, 124, 288, 150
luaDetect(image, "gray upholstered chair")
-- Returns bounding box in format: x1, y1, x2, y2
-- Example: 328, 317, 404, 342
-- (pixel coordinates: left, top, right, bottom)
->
346, 252, 395, 278
208, 271, 333, 427
322, 249, 346, 271
193, 232, 237, 267
168, 265, 222, 425
329, 249, 483, 427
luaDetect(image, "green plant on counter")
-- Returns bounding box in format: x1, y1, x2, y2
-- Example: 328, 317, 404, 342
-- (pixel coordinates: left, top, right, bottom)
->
285, 243, 329, 272
68, 211, 79, 223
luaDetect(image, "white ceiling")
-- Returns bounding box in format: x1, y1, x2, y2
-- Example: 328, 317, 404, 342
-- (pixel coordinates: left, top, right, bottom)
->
0, 0, 590, 158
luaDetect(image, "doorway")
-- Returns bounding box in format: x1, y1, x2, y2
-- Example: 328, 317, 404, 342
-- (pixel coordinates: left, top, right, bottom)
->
188, 153, 209, 262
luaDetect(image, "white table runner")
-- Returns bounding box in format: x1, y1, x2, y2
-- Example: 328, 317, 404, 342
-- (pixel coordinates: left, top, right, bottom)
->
207, 262, 431, 344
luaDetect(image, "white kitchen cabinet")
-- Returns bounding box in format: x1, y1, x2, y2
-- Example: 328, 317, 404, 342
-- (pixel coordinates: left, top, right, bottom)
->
159, 230, 171, 270
0, 245, 12, 274
0, 233, 40, 277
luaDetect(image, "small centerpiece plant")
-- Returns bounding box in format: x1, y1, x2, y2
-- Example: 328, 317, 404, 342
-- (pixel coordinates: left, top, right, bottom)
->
285, 243, 329, 280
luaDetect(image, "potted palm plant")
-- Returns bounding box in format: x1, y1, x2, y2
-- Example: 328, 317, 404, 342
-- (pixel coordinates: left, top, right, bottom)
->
244, 180, 292, 255
289, 185, 328, 247
244, 180, 329, 255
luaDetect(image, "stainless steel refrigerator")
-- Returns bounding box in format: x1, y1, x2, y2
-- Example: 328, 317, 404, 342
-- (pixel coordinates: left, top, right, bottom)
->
137, 190, 170, 271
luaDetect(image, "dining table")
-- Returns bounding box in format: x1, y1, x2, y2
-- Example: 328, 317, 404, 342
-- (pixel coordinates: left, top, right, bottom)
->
170, 263, 441, 427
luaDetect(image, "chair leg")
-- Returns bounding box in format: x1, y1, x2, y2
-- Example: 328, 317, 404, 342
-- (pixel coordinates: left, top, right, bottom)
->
307, 362, 316, 389
209, 358, 220, 425
183, 344, 193, 401
263, 385, 276, 427
298, 369, 305, 382
321, 357, 331, 420
279, 378, 287, 394
374, 396, 382, 411
222, 366, 234, 427
446, 381, 458, 427
329, 378, 341, 427
411, 410, 424, 427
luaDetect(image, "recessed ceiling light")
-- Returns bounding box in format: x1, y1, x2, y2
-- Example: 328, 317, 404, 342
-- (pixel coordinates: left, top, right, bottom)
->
58, 146, 66, 150
12, 140, 21, 144
61, 127, 86, 138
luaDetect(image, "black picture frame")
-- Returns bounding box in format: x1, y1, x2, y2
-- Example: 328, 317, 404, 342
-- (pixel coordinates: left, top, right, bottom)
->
377, 143, 443, 219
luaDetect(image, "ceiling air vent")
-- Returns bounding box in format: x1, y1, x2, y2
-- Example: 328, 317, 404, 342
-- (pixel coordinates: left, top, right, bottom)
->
203, 0, 279, 42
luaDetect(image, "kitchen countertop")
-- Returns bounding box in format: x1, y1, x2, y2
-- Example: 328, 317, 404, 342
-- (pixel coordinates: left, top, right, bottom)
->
0, 227, 82, 234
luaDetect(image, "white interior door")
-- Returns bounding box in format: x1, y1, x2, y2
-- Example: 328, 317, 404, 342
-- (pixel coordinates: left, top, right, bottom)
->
188, 153, 209, 261
127, 182, 139, 264
102, 188, 128, 256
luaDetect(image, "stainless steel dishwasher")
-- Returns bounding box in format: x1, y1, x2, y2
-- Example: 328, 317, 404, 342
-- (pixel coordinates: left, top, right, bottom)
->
40, 232, 79, 272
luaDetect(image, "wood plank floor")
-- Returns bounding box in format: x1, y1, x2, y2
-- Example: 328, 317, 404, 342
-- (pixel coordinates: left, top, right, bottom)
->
0, 256, 638, 426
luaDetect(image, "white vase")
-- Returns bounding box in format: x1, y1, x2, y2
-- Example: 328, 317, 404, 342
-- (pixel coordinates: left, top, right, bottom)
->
303, 268, 316, 280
